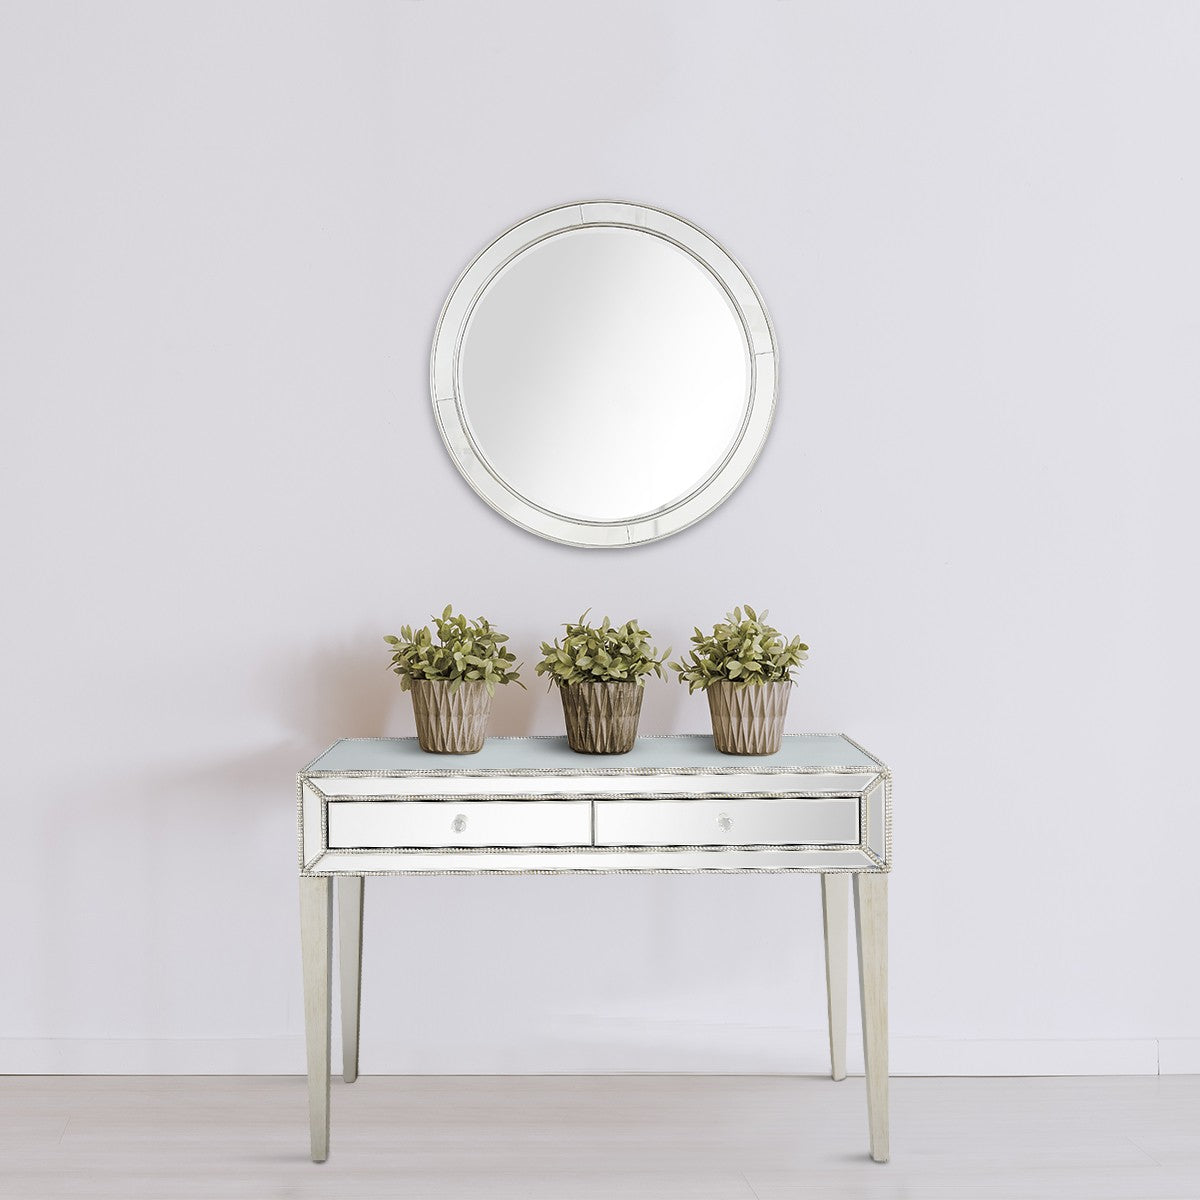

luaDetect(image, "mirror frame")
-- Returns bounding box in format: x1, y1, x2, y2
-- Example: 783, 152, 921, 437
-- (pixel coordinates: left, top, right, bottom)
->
430, 201, 778, 548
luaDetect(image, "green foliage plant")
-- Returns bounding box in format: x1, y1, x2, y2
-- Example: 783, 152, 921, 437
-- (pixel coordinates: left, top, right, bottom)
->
669, 605, 809, 693
384, 606, 523, 696
536, 613, 669, 688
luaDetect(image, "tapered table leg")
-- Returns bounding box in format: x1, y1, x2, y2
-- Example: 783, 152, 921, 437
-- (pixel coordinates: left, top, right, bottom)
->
821, 873, 849, 1081
338, 876, 364, 1084
853, 872, 889, 1163
300, 876, 332, 1162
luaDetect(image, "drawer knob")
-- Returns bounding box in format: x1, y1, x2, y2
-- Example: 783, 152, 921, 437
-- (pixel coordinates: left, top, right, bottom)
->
451, 814, 468, 833
717, 812, 733, 832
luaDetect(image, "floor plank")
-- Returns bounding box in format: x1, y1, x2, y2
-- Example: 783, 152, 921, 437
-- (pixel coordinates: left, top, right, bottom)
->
0, 1075, 1197, 1199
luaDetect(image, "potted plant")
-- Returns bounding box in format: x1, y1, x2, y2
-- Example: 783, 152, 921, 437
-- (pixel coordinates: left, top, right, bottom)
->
536, 613, 669, 754
383, 606, 522, 753
670, 606, 809, 755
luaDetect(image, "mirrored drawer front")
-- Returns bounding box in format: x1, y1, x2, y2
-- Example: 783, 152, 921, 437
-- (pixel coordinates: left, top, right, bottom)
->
327, 800, 592, 849
593, 797, 859, 847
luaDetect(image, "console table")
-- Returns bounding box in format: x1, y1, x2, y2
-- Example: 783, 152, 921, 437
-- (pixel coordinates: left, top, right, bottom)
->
297, 734, 891, 1163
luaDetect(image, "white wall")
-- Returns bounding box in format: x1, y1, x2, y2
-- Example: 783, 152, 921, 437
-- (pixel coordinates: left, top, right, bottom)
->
2, 0, 1198, 1076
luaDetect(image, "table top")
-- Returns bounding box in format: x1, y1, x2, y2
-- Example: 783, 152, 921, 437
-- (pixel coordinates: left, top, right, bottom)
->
302, 734, 887, 776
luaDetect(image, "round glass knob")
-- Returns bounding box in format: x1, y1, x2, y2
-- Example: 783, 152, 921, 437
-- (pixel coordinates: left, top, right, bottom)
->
451, 814, 468, 833
717, 813, 733, 832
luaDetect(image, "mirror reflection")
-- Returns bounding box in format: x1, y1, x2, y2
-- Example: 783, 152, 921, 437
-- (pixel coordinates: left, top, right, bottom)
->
461, 227, 749, 522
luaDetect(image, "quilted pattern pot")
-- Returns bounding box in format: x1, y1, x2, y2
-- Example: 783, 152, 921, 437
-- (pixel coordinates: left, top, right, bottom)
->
706, 679, 791, 755
559, 681, 644, 754
410, 679, 492, 754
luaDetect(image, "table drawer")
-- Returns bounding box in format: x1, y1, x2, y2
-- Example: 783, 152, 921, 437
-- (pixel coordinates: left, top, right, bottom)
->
593, 797, 859, 847
327, 800, 591, 849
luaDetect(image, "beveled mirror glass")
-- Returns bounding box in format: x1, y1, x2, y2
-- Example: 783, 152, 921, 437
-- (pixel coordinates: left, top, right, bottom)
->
430, 202, 777, 547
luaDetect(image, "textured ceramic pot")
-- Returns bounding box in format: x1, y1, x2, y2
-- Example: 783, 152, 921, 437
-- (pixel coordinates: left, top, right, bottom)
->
559, 681, 644, 754
409, 679, 492, 754
706, 679, 791, 755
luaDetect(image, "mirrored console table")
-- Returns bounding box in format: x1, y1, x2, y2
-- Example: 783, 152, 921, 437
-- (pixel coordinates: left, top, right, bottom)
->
297, 734, 892, 1163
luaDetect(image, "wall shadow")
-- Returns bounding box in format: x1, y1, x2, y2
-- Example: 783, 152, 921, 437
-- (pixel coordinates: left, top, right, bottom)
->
271, 628, 402, 744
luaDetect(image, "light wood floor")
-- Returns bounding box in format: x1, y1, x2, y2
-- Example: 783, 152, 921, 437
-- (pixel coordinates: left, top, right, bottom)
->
1, 1074, 1198, 1199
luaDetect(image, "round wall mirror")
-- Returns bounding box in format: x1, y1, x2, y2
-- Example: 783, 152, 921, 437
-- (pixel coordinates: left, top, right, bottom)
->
430, 202, 777, 547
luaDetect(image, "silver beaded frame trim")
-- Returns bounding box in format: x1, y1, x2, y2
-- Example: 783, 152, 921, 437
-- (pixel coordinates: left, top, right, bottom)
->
309, 787, 872, 857
301, 869, 887, 877
301, 851, 887, 877
859, 774, 892, 868
302, 782, 879, 800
